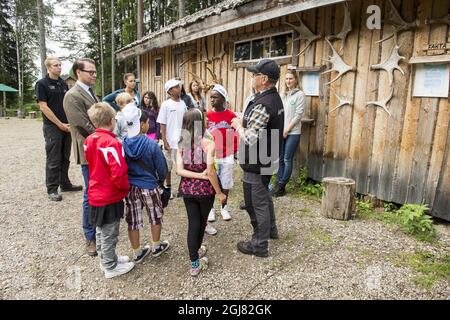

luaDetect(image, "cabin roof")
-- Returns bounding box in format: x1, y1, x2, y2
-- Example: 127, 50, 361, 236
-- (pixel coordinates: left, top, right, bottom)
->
116, 0, 345, 61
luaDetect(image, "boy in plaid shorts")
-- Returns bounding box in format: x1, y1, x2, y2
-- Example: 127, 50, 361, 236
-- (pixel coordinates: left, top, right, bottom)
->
122, 106, 170, 263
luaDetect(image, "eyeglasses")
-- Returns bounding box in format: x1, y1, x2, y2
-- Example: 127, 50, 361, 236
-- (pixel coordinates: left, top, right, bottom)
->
251, 73, 263, 78
81, 69, 97, 76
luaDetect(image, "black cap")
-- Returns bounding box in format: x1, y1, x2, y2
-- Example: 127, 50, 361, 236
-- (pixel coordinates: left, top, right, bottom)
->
246, 59, 280, 81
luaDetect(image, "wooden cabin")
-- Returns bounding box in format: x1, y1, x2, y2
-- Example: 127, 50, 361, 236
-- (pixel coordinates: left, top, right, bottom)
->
116, 0, 450, 220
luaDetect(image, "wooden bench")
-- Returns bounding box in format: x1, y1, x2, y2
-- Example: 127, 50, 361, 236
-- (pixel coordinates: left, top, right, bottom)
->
28, 111, 37, 119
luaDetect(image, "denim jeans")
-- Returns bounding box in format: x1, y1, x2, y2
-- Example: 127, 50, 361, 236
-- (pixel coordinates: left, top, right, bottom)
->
81, 165, 96, 241
276, 134, 301, 184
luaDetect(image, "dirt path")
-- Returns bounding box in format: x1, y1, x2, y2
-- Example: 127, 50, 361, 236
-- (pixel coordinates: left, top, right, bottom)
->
0, 118, 448, 300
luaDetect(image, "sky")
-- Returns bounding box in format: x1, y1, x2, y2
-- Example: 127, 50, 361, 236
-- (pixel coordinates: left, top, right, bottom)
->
36, 0, 89, 76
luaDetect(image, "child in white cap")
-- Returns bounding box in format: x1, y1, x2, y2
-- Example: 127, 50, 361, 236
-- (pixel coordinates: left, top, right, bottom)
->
122, 106, 170, 263
156, 78, 187, 198
206, 84, 238, 223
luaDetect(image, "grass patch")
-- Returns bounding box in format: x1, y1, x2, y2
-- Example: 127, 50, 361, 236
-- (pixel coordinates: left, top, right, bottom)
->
305, 227, 333, 248
393, 251, 450, 289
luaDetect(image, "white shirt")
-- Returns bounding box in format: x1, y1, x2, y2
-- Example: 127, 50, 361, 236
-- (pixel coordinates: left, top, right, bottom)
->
76, 80, 92, 95
156, 98, 187, 149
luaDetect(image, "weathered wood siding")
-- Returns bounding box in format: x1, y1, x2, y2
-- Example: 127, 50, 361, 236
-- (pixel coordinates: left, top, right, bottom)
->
139, 0, 450, 219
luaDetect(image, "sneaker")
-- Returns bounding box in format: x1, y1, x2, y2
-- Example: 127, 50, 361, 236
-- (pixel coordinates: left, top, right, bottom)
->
100, 256, 130, 271
221, 205, 231, 221
60, 184, 83, 192
208, 209, 216, 222
190, 257, 209, 277
104, 262, 135, 279
133, 245, 151, 263
237, 241, 268, 257
198, 245, 207, 258
48, 192, 62, 202
152, 241, 170, 257
204, 224, 217, 236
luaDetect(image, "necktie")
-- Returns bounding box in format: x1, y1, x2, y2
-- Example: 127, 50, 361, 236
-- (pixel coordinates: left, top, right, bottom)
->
88, 87, 97, 102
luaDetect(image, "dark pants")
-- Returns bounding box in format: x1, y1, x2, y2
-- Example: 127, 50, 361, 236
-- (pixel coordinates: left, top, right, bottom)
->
43, 124, 71, 193
243, 175, 278, 251
81, 165, 96, 241
183, 196, 215, 261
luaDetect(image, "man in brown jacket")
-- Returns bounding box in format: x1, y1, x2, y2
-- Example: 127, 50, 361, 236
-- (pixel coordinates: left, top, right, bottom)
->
63, 58, 98, 256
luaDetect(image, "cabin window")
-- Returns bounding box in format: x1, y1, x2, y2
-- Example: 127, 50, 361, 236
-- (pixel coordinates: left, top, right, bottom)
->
235, 41, 251, 61
234, 32, 293, 63
155, 58, 162, 77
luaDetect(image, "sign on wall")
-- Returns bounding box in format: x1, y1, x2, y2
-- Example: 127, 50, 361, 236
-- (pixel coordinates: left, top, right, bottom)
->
412, 63, 449, 98
302, 72, 320, 96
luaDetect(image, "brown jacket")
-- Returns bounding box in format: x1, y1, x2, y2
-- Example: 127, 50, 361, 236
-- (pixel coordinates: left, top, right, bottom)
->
63, 83, 97, 165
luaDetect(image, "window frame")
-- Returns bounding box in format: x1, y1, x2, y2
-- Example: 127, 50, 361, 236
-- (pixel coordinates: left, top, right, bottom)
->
233, 31, 294, 64
154, 57, 162, 78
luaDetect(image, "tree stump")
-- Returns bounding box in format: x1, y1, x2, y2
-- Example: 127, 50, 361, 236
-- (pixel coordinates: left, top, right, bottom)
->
321, 177, 356, 220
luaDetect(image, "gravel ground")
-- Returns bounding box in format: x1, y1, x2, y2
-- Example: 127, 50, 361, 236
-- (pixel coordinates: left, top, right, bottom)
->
0, 118, 449, 300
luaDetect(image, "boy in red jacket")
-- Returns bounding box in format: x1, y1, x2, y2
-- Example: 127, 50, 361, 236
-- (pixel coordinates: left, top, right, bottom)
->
84, 102, 135, 279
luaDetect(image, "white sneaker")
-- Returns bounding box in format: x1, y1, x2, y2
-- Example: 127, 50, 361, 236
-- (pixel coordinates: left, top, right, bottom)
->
99, 255, 130, 271
221, 205, 231, 221
208, 209, 216, 222
104, 261, 135, 279
204, 224, 217, 235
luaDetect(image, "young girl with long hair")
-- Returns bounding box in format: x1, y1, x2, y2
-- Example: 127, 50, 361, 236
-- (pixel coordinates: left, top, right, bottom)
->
176, 108, 226, 276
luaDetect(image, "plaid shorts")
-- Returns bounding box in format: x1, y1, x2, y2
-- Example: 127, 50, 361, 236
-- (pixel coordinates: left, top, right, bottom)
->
125, 185, 164, 230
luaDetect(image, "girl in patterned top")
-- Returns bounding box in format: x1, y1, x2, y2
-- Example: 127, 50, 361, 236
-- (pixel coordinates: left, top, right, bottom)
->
176, 108, 226, 276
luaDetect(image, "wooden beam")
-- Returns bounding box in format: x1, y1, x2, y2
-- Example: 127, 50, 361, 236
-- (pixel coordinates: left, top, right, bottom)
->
116, 0, 346, 61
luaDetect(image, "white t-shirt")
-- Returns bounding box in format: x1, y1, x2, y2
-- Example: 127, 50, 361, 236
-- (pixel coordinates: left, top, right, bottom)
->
156, 99, 187, 149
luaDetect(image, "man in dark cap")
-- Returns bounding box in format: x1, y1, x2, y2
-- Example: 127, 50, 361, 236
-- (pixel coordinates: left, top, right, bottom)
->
231, 59, 284, 257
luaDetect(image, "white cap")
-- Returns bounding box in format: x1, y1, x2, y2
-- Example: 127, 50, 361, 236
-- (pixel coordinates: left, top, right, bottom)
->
164, 78, 182, 93
211, 84, 227, 101
122, 103, 142, 138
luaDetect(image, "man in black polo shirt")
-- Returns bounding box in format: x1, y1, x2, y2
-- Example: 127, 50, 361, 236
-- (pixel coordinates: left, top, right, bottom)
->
35, 57, 82, 201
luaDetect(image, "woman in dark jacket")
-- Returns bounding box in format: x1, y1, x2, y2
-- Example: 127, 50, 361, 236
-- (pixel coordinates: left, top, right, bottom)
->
103, 73, 140, 111
141, 91, 160, 141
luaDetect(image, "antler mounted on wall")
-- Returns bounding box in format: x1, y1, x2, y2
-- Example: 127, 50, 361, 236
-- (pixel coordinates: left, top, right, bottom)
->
187, 67, 222, 93
322, 38, 356, 85
370, 39, 405, 86
377, 0, 417, 44
212, 42, 227, 62
326, 2, 352, 54
191, 38, 211, 65
284, 13, 321, 56
365, 86, 394, 117
328, 91, 353, 113
425, 14, 450, 26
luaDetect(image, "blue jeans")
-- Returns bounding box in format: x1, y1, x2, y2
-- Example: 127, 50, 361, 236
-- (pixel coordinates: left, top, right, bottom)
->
276, 134, 301, 185
81, 165, 95, 241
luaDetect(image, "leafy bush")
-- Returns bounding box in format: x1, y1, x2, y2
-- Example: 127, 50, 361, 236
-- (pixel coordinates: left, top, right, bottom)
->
356, 200, 375, 219
23, 102, 39, 113
395, 204, 437, 242
286, 167, 323, 199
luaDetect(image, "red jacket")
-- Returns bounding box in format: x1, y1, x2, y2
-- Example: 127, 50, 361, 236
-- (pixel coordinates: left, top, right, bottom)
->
84, 128, 129, 206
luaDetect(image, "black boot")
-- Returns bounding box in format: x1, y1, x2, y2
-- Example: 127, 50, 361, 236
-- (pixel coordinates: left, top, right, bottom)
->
273, 183, 286, 197
270, 181, 279, 196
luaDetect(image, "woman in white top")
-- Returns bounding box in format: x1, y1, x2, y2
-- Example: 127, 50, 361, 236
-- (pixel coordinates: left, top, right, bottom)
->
272, 69, 305, 197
